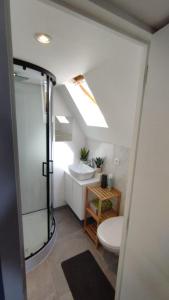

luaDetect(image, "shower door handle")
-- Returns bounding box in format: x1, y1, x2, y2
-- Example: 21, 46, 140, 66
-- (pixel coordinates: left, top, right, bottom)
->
49, 160, 53, 174
42, 162, 47, 177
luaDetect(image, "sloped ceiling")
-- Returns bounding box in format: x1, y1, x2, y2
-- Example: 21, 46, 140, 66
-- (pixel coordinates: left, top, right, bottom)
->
56, 40, 144, 148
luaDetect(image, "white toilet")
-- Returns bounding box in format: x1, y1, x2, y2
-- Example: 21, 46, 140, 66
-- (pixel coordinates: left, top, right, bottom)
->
97, 216, 124, 254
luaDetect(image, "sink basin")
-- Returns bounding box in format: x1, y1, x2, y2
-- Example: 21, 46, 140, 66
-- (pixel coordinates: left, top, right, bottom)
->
69, 163, 95, 181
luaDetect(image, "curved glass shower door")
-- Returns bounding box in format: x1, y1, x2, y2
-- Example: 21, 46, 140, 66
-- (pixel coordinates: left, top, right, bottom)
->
14, 62, 54, 258
48, 78, 54, 237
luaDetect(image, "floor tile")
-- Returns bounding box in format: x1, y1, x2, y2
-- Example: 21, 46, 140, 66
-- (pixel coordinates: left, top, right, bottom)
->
26, 206, 118, 299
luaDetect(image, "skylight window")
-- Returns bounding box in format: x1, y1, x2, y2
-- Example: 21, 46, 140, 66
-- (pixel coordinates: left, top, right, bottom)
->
56, 116, 70, 124
65, 75, 108, 128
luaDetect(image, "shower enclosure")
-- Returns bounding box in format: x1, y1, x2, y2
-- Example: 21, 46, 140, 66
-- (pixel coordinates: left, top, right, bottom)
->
13, 59, 56, 260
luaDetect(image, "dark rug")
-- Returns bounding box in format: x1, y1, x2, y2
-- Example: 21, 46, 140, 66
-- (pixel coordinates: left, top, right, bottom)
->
61, 250, 115, 300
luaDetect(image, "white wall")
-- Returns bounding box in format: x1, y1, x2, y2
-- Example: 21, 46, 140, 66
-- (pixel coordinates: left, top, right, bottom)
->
85, 47, 143, 147
87, 139, 130, 214
60, 42, 144, 148
118, 24, 169, 300
52, 87, 130, 212
52, 38, 145, 209
52, 87, 86, 208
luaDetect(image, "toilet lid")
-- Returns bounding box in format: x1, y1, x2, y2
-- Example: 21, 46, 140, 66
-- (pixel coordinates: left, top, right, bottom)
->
97, 216, 124, 251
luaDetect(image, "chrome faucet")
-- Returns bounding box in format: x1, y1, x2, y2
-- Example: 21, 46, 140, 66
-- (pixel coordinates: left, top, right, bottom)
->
87, 158, 95, 168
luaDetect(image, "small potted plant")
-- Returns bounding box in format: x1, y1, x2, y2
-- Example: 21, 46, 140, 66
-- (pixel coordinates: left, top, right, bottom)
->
80, 147, 89, 162
94, 157, 104, 173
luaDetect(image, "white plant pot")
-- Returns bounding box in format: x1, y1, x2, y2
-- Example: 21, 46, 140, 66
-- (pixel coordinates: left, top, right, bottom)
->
80, 159, 88, 165
96, 167, 102, 173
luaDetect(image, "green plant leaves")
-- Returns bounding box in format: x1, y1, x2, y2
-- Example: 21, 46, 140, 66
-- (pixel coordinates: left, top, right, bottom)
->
94, 157, 104, 168
80, 147, 89, 161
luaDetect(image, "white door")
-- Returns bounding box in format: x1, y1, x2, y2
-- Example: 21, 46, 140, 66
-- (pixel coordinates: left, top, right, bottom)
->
118, 24, 169, 300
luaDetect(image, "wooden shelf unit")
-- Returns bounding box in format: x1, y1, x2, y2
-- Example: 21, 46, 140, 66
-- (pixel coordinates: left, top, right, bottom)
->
84, 185, 121, 247
85, 223, 98, 244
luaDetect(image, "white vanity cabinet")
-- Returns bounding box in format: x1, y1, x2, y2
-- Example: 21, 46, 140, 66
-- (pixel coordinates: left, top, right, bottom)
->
72, 181, 84, 220
64, 172, 99, 221
64, 172, 73, 209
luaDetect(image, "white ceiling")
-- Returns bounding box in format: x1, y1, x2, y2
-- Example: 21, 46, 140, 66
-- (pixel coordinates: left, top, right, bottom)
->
10, 0, 140, 84
91, 0, 169, 31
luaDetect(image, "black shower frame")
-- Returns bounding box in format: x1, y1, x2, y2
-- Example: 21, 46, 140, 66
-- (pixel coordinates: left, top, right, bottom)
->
13, 58, 56, 260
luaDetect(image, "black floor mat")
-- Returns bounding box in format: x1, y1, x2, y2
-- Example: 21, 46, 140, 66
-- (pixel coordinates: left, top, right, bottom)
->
61, 250, 115, 300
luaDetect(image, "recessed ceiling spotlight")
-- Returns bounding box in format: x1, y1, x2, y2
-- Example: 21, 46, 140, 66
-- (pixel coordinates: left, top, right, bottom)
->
34, 33, 52, 44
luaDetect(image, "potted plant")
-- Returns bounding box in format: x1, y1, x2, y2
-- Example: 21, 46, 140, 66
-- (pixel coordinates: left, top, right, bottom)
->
94, 157, 104, 173
80, 147, 89, 162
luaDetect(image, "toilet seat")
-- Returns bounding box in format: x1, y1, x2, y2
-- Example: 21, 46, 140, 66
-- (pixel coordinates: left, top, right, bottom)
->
97, 216, 124, 253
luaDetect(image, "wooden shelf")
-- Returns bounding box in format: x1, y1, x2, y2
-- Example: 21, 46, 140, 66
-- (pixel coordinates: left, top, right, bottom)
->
87, 185, 121, 201
84, 184, 121, 247
100, 208, 118, 222
84, 223, 98, 245
86, 207, 118, 223
86, 207, 99, 222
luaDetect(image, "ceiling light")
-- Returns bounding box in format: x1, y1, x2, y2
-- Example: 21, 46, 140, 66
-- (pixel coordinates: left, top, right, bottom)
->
56, 116, 70, 124
34, 33, 52, 44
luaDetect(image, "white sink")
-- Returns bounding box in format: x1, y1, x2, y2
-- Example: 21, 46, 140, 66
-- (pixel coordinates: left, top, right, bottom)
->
69, 163, 95, 181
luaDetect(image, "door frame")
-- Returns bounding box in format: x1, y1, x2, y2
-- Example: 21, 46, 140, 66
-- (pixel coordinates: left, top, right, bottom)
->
0, 0, 26, 299
2, 0, 150, 299
115, 43, 149, 299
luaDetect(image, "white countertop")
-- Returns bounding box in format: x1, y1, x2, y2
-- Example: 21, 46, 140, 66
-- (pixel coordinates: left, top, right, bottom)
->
64, 169, 100, 186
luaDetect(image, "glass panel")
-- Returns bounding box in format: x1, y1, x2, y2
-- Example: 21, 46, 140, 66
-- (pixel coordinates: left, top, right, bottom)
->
14, 65, 48, 257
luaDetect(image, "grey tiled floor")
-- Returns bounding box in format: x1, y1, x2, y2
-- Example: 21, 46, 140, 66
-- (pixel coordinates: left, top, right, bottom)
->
26, 206, 118, 300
